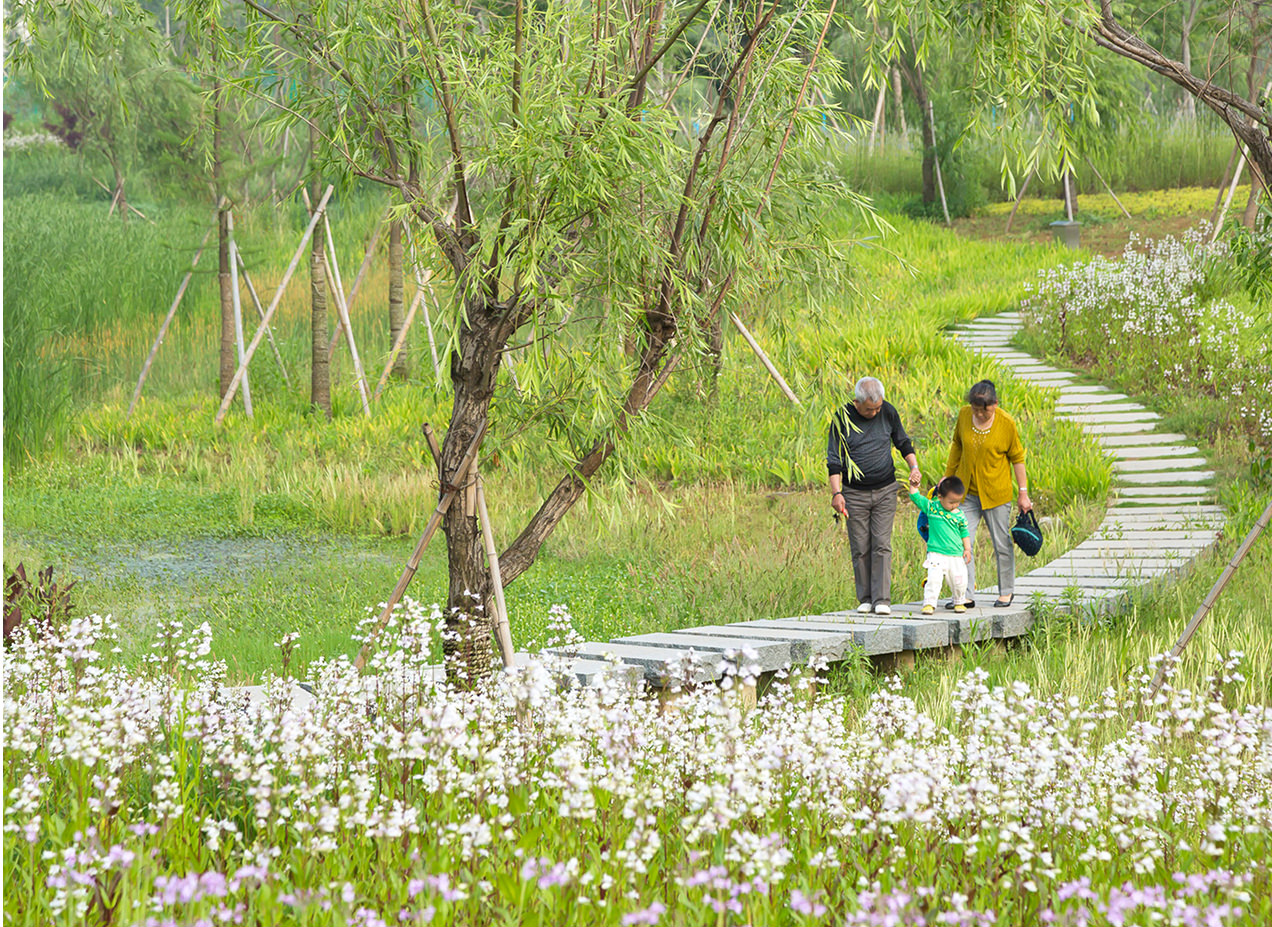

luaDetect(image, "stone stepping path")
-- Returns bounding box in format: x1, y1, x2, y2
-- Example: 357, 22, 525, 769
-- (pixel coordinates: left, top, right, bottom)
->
216, 319, 1224, 700
512, 312, 1226, 688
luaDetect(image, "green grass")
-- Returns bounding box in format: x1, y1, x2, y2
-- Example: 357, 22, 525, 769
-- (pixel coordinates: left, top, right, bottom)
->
4, 157, 1118, 679
836, 119, 1234, 211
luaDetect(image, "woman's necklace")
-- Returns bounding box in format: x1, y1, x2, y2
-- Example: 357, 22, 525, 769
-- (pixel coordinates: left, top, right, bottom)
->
971, 413, 995, 437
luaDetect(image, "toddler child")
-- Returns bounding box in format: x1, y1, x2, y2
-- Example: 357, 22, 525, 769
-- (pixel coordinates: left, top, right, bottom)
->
908, 476, 972, 615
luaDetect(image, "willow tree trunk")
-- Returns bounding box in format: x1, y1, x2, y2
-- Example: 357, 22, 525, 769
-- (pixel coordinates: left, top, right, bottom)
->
388, 218, 408, 378
901, 58, 936, 206
1179, 0, 1199, 121
891, 63, 907, 140
438, 303, 506, 684
1063, 168, 1079, 219
309, 135, 332, 418
214, 53, 236, 400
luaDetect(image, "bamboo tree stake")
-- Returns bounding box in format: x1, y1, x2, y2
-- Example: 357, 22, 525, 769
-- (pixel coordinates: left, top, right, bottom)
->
729, 312, 800, 405
868, 81, 887, 151
927, 100, 952, 227
1081, 155, 1132, 219
227, 212, 253, 418
1148, 499, 1272, 698
405, 223, 443, 384
215, 184, 334, 425
475, 473, 515, 670
129, 215, 218, 418
320, 211, 372, 416
1004, 169, 1035, 233
354, 423, 487, 671
328, 214, 388, 364
372, 275, 431, 403
234, 250, 291, 386
1212, 147, 1249, 242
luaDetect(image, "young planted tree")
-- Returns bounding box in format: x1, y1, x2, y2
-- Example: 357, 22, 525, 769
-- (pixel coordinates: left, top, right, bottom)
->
205, 0, 861, 676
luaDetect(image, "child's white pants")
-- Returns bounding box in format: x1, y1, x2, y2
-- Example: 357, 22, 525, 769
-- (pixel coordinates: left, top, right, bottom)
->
923, 553, 968, 607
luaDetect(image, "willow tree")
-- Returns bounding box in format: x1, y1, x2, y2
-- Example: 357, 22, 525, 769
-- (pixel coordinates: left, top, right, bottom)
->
188, 0, 856, 673
859, 0, 1272, 198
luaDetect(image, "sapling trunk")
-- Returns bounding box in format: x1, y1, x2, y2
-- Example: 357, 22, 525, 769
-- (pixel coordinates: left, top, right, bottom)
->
388, 217, 407, 378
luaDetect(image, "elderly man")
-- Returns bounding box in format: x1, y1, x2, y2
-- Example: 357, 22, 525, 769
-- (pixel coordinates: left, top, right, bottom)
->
828, 376, 922, 616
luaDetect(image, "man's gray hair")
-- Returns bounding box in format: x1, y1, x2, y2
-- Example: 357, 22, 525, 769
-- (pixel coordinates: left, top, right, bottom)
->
854, 376, 885, 403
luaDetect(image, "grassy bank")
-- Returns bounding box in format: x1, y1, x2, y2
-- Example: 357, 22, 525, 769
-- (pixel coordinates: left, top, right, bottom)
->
4, 151, 1115, 678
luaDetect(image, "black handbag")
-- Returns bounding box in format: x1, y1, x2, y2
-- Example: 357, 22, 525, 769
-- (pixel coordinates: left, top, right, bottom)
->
1011, 509, 1044, 557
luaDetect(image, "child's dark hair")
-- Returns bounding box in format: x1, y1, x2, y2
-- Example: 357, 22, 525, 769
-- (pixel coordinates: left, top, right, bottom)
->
937, 475, 965, 498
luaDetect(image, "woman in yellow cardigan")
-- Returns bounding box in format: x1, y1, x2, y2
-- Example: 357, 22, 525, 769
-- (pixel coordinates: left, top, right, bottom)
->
943, 380, 1033, 608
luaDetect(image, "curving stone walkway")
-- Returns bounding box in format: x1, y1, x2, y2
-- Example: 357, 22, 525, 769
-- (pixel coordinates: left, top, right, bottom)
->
530, 311, 1226, 687
234, 312, 1226, 700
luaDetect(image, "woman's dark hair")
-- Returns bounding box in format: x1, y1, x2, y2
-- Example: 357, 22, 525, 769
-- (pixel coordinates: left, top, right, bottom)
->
967, 379, 998, 408
937, 475, 965, 498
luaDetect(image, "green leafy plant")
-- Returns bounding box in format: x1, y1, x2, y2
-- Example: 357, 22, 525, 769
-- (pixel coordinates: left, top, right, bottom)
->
3, 562, 77, 646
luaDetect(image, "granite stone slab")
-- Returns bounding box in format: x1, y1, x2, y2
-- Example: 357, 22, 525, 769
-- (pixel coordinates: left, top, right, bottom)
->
1116, 470, 1216, 485
227, 683, 318, 712
515, 653, 645, 686
1115, 457, 1208, 471
551, 642, 721, 683
815, 613, 950, 649
884, 604, 997, 645
1035, 556, 1186, 573
1096, 432, 1191, 446
1107, 445, 1202, 459
613, 633, 792, 672
676, 624, 862, 663
1056, 403, 1148, 416
1115, 485, 1214, 497
1053, 393, 1131, 406
993, 608, 1033, 638
1081, 422, 1159, 434
1089, 529, 1219, 542
1071, 540, 1214, 556
745, 618, 907, 654
1064, 414, 1163, 427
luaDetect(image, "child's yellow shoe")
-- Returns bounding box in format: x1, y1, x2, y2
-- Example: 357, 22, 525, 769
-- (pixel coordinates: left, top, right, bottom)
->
953, 604, 967, 614
921, 604, 935, 615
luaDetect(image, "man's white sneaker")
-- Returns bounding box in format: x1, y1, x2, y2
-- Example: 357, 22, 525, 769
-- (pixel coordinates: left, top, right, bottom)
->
874, 604, 892, 616
856, 602, 873, 614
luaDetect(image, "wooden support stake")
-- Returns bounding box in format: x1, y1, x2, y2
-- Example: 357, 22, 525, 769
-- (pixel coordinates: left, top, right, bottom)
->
476, 474, 515, 670
215, 184, 334, 425
927, 100, 951, 227
422, 423, 442, 467
235, 251, 291, 387
372, 276, 430, 403
320, 215, 372, 417
354, 424, 487, 671
93, 175, 152, 222
729, 312, 800, 405
404, 223, 444, 385
1004, 169, 1035, 233
227, 212, 253, 418
1212, 147, 1248, 242
129, 216, 217, 418
1148, 499, 1272, 697
328, 214, 387, 363
868, 82, 887, 150
1082, 155, 1132, 219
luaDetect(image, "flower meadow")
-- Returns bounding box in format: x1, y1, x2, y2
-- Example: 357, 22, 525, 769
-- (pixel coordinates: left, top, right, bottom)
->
4, 603, 1272, 927
1019, 225, 1272, 447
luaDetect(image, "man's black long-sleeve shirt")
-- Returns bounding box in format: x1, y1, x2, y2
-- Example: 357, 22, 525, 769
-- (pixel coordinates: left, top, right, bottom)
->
827, 401, 916, 490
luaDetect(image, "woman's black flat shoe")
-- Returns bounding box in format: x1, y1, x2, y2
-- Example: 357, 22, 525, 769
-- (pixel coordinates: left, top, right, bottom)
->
994, 595, 1015, 607
944, 599, 974, 610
